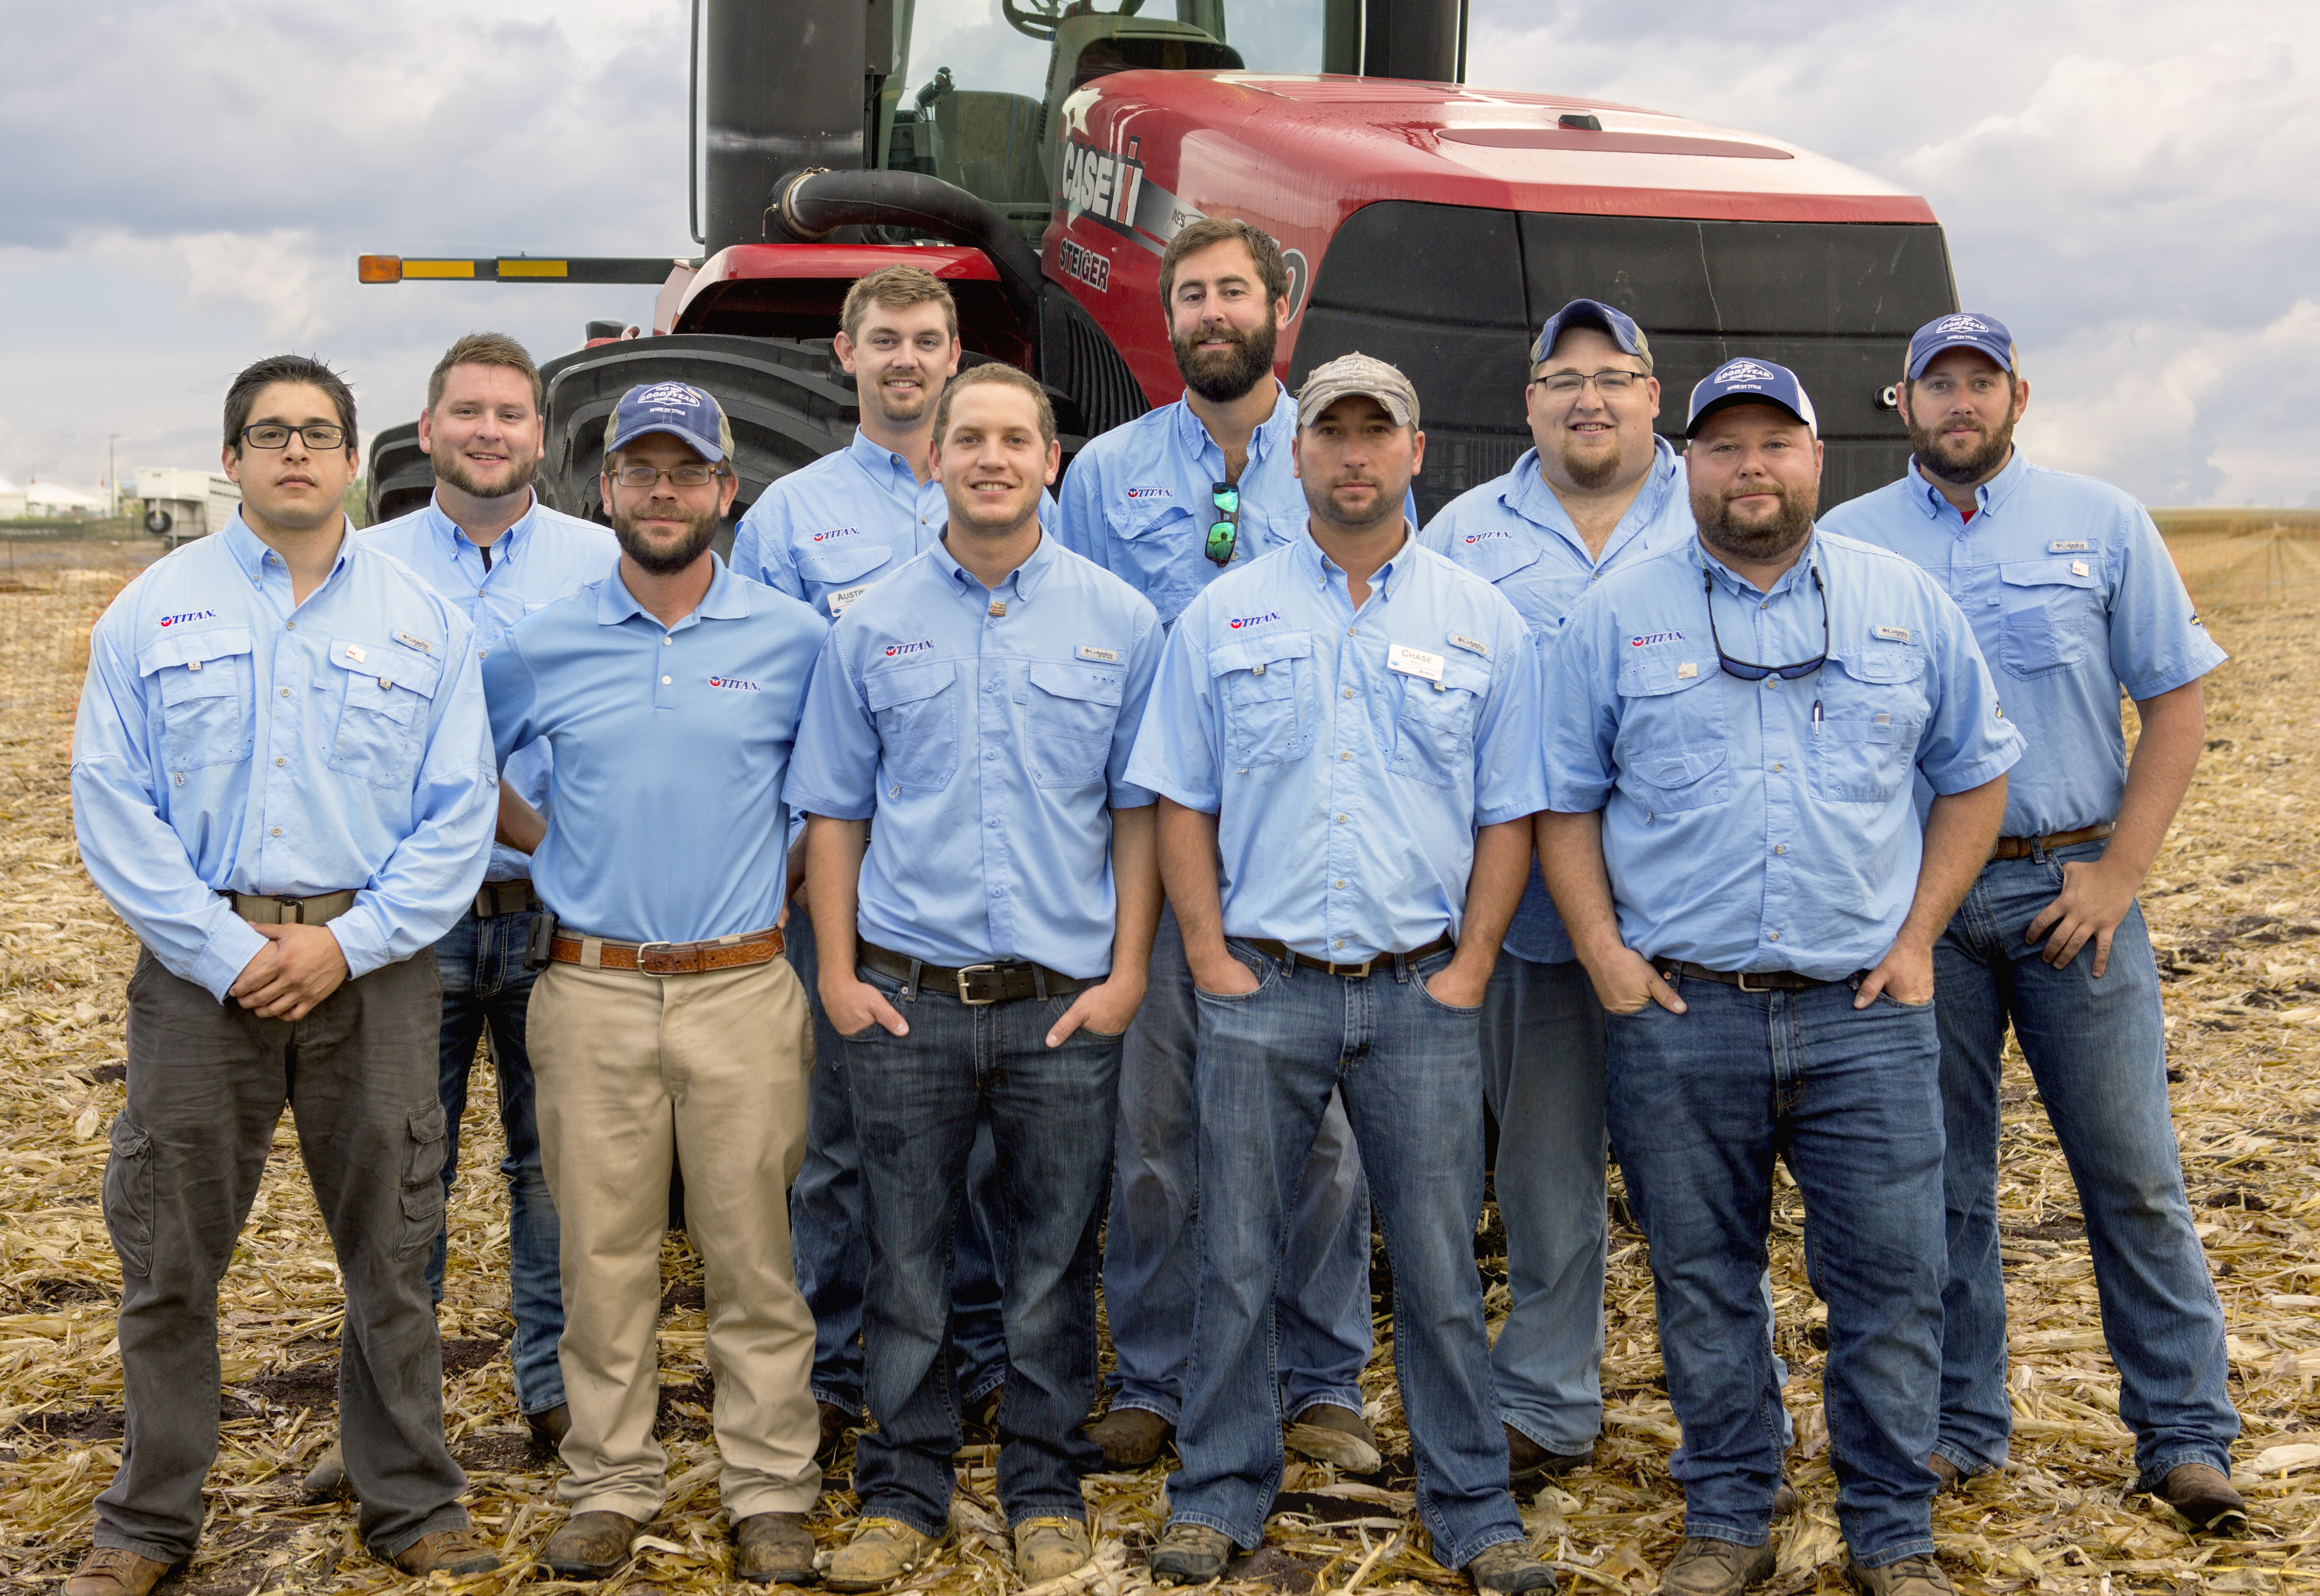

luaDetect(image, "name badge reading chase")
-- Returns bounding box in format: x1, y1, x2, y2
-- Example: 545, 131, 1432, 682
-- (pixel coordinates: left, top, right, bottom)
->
827, 583, 870, 617
1388, 643, 1444, 683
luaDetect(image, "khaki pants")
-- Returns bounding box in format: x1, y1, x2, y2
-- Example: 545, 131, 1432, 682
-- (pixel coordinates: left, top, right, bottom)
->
529, 955, 820, 1519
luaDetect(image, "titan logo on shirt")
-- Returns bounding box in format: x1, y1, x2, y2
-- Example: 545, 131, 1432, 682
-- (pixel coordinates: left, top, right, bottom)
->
1629, 631, 1685, 647
1461, 531, 1515, 544
708, 676, 761, 691
158, 611, 218, 628
1227, 612, 1282, 630
1124, 486, 1172, 501
883, 640, 936, 657
813, 527, 862, 541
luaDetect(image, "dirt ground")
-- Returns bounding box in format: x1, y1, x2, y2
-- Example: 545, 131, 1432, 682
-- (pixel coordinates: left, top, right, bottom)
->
0, 538, 2316, 1594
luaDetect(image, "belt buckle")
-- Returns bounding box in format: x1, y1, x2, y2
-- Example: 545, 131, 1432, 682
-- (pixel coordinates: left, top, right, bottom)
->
635, 940, 678, 977
1736, 969, 1767, 993
1329, 957, 1375, 978
956, 963, 1002, 1005
273, 894, 308, 925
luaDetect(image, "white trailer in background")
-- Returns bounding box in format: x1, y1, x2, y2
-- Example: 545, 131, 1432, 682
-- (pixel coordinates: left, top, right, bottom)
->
135, 468, 241, 545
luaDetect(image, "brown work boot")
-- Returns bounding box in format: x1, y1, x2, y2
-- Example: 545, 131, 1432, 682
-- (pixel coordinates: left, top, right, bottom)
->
1772, 1478, 1801, 1516
390, 1529, 501, 1576
63, 1549, 182, 1596
1660, 1537, 1776, 1596
1014, 1516, 1094, 1584
1926, 1453, 1962, 1491
1846, 1554, 1954, 1596
735, 1512, 821, 1586
1285, 1402, 1381, 1472
826, 1518, 943, 1591
539, 1511, 642, 1580
1466, 1541, 1558, 1594
1505, 1424, 1595, 1493
1085, 1406, 1175, 1469
1148, 1522, 1236, 1586
527, 1402, 572, 1453
2156, 1462, 2247, 1531
816, 1400, 857, 1465
299, 1438, 348, 1500
964, 1383, 1004, 1437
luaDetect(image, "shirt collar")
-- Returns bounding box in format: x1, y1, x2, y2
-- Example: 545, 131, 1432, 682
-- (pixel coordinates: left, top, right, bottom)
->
1170, 380, 1296, 469
422, 489, 539, 561
596, 552, 744, 627
1291, 524, 1413, 601
224, 509, 353, 586
941, 527, 1058, 600
1691, 528, 1821, 600
847, 427, 922, 495
1909, 446, 2028, 523
1504, 434, 1681, 560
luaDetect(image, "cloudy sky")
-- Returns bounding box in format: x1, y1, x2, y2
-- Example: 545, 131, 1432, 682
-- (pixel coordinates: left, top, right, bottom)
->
3, 0, 2314, 507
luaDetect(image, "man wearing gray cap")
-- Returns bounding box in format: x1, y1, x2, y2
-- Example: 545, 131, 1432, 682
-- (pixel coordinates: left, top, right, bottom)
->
1126, 354, 1554, 1595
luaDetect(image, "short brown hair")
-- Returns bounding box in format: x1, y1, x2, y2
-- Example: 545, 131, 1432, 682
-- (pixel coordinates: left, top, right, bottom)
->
427, 332, 543, 415
933, 363, 1055, 448
222, 354, 357, 455
1158, 217, 1290, 310
841, 265, 959, 343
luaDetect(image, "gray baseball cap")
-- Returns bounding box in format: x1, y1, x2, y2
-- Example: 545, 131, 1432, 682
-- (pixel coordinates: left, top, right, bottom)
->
1297, 353, 1420, 431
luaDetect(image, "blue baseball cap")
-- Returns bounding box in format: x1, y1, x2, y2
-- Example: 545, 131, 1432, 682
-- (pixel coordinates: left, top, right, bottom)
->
1530, 298, 1653, 373
1685, 356, 1818, 437
603, 380, 734, 463
1907, 311, 2016, 379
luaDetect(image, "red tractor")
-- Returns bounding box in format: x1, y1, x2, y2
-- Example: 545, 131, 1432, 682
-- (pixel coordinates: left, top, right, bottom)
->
361, 0, 1954, 530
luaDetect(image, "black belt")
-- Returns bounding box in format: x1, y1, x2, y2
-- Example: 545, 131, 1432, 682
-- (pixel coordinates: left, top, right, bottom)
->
474, 881, 542, 918
857, 940, 1096, 1006
1246, 932, 1455, 978
1655, 958, 1866, 993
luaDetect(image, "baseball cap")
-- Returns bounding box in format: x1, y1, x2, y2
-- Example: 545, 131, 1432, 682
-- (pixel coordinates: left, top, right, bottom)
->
1906, 311, 2016, 379
1530, 298, 1653, 372
1685, 357, 1818, 438
1297, 352, 1420, 430
603, 380, 734, 463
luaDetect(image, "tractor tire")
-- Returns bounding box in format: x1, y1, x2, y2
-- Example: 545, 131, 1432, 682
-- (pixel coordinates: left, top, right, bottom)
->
365, 423, 434, 527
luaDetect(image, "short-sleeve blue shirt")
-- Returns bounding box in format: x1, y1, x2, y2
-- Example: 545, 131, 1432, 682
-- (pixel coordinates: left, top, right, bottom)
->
1541, 531, 2023, 981
1421, 437, 1694, 962
785, 532, 1161, 980
1818, 451, 2226, 837
1126, 531, 1547, 961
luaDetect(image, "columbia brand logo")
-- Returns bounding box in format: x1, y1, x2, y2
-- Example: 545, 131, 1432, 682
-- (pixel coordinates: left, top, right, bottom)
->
708, 676, 760, 691
1227, 612, 1282, 630
1931, 314, 1990, 335
1629, 631, 1685, 647
1125, 486, 1172, 500
159, 611, 217, 628
884, 640, 935, 657
1712, 359, 1776, 385
813, 527, 861, 541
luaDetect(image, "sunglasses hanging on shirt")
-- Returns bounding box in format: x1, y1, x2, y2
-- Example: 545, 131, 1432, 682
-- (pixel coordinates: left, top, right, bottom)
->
1703, 560, 1829, 682
1205, 482, 1240, 565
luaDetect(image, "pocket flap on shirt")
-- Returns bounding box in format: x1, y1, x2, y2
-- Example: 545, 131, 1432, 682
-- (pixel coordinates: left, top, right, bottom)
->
1118, 502, 1197, 541
137, 625, 253, 678
1999, 557, 2099, 590
1616, 651, 1716, 698
1027, 658, 1124, 705
863, 658, 957, 711
1209, 629, 1314, 677
1827, 638, 1927, 684
797, 541, 892, 584
1451, 534, 1543, 582
328, 638, 444, 698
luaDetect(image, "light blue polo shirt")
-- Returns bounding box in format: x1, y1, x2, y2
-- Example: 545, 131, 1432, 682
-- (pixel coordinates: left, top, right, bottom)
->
1126, 530, 1545, 961
1819, 450, 2226, 838
1541, 532, 2023, 981
482, 557, 828, 945
785, 531, 1161, 980
71, 513, 497, 1000
363, 490, 617, 882
1421, 437, 1693, 962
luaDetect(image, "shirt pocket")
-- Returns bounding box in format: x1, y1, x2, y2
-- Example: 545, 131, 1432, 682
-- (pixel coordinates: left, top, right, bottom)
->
1613, 654, 1729, 817
1998, 557, 2101, 677
1387, 655, 1493, 789
1019, 659, 1125, 788
1210, 630, 1315, 768
865, 659, 961, 792
1809, 641, 1930, 804
798, 540, 892, 590
324, 638, 444, 789
139, 625, 255, 772
1116, 503, 1205, 613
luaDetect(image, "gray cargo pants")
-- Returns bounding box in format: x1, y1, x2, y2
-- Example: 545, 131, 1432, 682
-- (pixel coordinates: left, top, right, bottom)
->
93, 948, 471, 1563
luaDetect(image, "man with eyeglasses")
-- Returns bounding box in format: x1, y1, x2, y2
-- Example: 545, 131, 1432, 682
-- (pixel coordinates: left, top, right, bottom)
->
1058, 215, 1382, 1476
485, 382, 831, 1584
1419, 298, 1693, 1493
1820, 315, 2242, 1529
1537, 360, 2021, 1596
68, 355, 503, 1592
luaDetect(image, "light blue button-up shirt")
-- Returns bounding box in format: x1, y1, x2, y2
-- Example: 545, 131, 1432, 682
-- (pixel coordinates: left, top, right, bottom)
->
1541, 531, 2023, 981
363, 491, 618, 882
1421, 437, 1693, 963
731, 427, 1060, 620
1126, 531, 1546, 961
786, 532, 1161, 979
71, 514, 497, 1001
1818, 451, 2226, 838
482, 557, 828, 945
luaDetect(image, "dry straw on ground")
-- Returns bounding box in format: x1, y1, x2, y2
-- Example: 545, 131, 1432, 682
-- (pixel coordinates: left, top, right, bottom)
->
0, 537, 2315, 1595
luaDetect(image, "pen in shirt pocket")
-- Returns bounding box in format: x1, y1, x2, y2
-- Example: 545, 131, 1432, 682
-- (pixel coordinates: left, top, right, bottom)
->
1812, 697, 1822, 735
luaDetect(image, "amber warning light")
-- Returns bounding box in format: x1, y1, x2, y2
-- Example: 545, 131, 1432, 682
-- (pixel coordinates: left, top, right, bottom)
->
358, 255, 402, 283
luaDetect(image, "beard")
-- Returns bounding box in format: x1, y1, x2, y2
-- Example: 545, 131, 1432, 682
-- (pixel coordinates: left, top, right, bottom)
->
1909, 407, 2016, 486
1304, 470, 1406, 532
870, 370, 937, 427
1173, 311, 1278, 404
435, 447, 538, 501
611, 498, 721, 575
1693, 478, 1817, 565
1551, 431, 1626, 492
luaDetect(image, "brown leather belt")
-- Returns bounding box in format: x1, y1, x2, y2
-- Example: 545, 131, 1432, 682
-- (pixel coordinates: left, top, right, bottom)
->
857, 939, 1095, 1005
1656, 958, 1863, 993
1990, 822, 2113, 861
1246, 932, 1456, 979
226, 890, 359, 926
473, 881, 542, 918
550, 926, 785, 975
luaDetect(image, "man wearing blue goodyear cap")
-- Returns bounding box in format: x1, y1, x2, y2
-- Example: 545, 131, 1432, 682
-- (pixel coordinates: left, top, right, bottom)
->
484, 380, 830, 1586
1420, 296, 1694, 1492
1132, 353, 1556, 1596
1821, 314, 2242, 1528
788, 363, 1162, 1591
68, 354, 503, 1593
1060, 215, 1379, 1477
1539, 358, 2021, 1596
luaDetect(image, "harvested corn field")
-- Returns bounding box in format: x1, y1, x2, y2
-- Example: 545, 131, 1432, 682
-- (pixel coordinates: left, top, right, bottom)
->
0, 540, 2317, 1594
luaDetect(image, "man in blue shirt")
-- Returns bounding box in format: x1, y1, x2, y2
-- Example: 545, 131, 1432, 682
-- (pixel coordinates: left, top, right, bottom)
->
1130, 355, 1555, 1596
789, 364, 1162, 1591
68, 355, 503, 1593
1061, 217, 1376, 1474
1539, 360, 2020, 1596
1421, 298, 1694, 1490
1821, 314, 2242, 1528
484, 383, 830, 1586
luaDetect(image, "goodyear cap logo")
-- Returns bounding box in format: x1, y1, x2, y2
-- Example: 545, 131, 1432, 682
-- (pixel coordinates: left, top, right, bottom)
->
604, 380, 735, 464
1906, 311, 2017, 380
1685, 356, 1818, 439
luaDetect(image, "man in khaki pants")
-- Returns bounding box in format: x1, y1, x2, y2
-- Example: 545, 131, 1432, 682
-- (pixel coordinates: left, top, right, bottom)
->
482, 381, 831, 1583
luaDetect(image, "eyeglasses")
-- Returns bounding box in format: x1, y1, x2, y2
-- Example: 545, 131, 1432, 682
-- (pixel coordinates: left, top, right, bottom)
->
611, 462, 724, 489
1532, 370, 1645, 398
1703, 560, 1828, 682
1205, 481, 1240, 565
240, 423, 347, 450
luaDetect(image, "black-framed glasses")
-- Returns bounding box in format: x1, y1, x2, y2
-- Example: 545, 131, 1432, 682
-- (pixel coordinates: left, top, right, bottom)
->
611, 462, 724, 489
1204, 481, 1240, 565
1704, 560, 1828, 681
240, 423, 347, 450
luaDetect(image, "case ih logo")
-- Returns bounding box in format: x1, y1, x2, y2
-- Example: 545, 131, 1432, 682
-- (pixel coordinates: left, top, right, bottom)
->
813, 527, 860, 542
707, 676, 759, 691
1061, 137, 1147, 235
1227, 612, 1282, 630
883, 640, 934, 657
1712, 360, 1777, 385
159, 611, 217, 627
1629, 631, 1685, 647
1058, 237, 1110, 294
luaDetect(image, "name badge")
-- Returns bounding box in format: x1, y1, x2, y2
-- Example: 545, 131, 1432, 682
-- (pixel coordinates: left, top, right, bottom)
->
342, 643, 367, 664
2071, 560, 2090, 577
393, 630, 433, 654
1676, 661, 1698, 679
1388, 644, 1444, 682
1076, 644, 1120, 663
827, 583, 870, 616
1448, 632, 1489, 657
2049, 540, 2090, 552
1875, 625, 1911, 642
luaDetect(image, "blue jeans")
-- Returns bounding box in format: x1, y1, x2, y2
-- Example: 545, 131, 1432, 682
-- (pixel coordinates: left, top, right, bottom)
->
1605, 975, 1945, 1568
1104, 903, 1373, 1424
1172, 942, 1523, 1570
1934, 839, 2237, 1487
430, 905, 564, 1416
785, 913, 1008, 1416
843, 963, 1118, 1533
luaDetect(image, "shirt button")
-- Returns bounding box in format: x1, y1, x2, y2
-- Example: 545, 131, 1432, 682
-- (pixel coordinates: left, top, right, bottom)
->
1343, 688, 1355, 699
279, 687, 291, 698
1771, 762, 1783, 773
1334, 939, 1346, 950
270, 827, 282, 837
662, 675, 672, 685
1336, 813, 1348, 823
1333, 879, 1346, 889
276, 757, 286, 767
1774, 843, 1787, 855
1347, 627, 1357, 637
285, 620, 295, 631
1768, 931, 1781, 942
1339, 751, 1352, 761
663, 636, 672, 645
1764, 676, 1780, 690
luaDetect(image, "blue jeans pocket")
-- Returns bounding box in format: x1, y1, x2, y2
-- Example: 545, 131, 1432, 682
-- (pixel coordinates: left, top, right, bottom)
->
1195, 943, 1276, 1001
